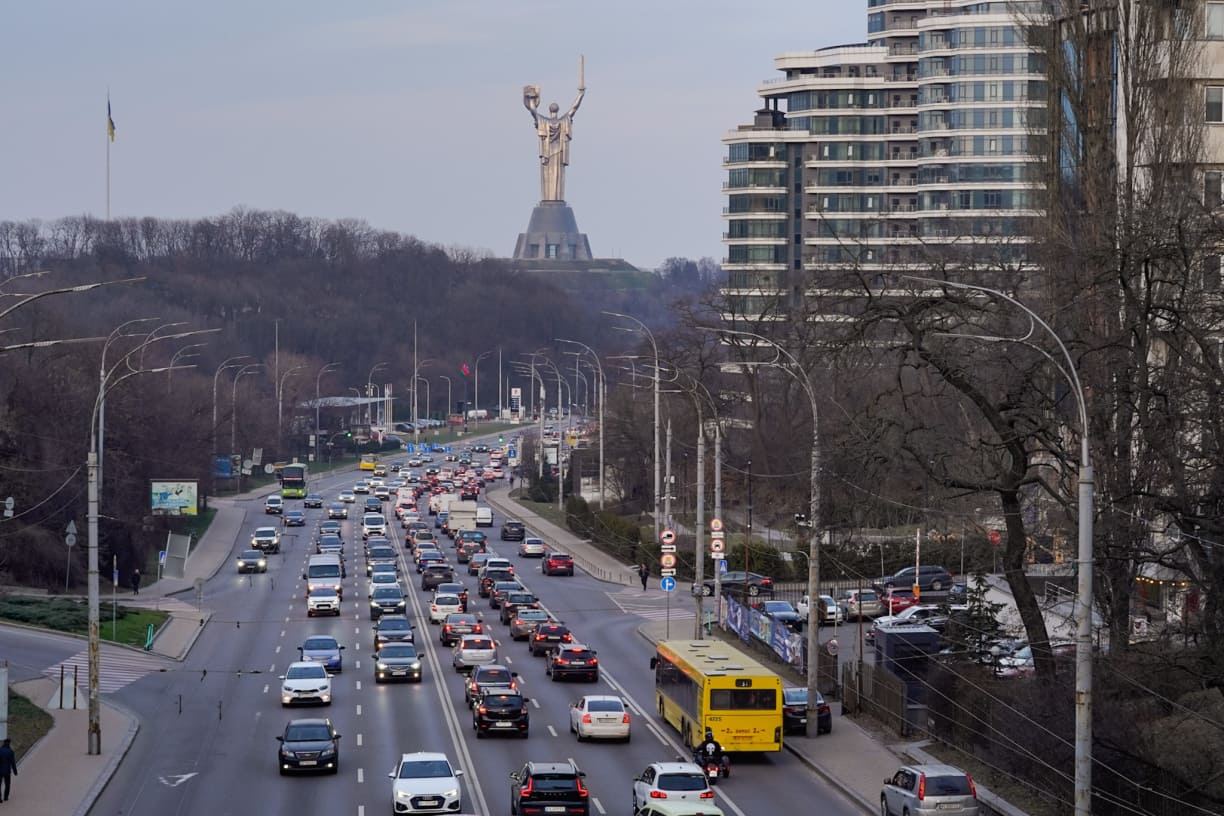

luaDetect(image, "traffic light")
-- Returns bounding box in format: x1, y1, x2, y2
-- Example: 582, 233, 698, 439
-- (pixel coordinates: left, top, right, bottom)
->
498, 435, 504, 443
345, 431, 352, 438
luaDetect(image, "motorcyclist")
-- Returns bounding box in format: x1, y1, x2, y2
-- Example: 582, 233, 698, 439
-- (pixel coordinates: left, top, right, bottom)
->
694, 729, 728, 774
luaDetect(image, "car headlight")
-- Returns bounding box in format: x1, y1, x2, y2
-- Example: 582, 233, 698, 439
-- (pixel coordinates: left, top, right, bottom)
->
320, 746, 336, 757
377, 661, 389, 670
409, 662, 421, 670
282, 685, 292, 694
258, 559, 266, 567
396, 790, 412, 800
370, 599, 379, 606
441, 788, 459, 798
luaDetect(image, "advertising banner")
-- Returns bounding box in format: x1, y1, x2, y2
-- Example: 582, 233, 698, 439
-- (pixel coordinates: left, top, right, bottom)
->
213, 455, 233, 478
150, 481, 198, 516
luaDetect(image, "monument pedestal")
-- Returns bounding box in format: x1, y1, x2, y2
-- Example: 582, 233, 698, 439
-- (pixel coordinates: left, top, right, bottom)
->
513, 200, 593, 261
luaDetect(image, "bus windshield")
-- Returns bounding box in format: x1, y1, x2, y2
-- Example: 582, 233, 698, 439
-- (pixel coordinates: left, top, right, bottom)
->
281, 464, 308, 498
360, 454, 378, 471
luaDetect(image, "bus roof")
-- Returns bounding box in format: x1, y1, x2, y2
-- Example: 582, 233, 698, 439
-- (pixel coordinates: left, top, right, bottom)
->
656, 639, 781, 679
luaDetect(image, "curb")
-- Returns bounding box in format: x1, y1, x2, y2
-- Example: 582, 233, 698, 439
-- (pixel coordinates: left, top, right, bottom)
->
160, 610, 213, 661
70, 698, 141, 816
0, 619, 176, 659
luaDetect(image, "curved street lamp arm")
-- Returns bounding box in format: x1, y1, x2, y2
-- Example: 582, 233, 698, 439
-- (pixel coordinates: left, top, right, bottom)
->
0, 276, 145, 324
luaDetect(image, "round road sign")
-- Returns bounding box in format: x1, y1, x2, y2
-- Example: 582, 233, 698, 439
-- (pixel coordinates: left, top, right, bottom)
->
988, 530, 1002, 546
660, 529, 676, 546
64, 533, 77, 548
826, 638, 839, 657
710, 518, 724, 532
264, 464, 275, 475
660, 553, 677, 569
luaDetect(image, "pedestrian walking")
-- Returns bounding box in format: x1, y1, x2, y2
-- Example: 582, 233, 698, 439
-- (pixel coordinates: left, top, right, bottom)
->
130, 568, 141, 595
638, 563, 649, 591
0, 737, 17, 801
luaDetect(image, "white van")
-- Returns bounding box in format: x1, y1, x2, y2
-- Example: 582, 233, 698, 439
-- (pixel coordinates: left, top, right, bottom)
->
362, 513, 388, 540
304, 554, 345, 595
475, 505, 493, 528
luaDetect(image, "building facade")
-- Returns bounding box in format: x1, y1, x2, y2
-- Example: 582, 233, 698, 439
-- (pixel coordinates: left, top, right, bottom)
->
722, 0, 1048, 321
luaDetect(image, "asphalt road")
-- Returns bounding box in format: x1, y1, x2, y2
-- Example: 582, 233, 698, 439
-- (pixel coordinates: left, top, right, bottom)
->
86, 434, 862, 816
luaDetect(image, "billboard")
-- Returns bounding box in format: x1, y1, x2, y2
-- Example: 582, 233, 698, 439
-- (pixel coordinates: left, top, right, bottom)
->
510, 387, 522, 413
151, 480, 199, 516
212, 455, 233, 478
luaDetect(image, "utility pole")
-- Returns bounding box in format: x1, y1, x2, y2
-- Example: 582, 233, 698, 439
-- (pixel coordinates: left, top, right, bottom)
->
664, 418, 673, 530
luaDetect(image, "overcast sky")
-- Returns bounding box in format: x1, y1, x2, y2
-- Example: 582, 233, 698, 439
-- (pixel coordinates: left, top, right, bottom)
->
2, 1, 863, 270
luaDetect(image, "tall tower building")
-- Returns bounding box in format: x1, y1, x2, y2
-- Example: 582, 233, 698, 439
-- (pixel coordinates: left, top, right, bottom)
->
722, 0, 1048, 321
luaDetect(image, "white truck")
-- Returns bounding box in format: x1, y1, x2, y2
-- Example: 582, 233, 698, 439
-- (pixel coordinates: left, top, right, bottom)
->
447, 500, 480, 537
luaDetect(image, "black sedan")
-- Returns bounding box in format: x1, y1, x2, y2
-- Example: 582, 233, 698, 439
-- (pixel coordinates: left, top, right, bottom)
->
236, 549, 267, 574
782, 687, 831, 736
700, 571, 774, 598
303, 494, 325, 509
276, 718, 340, 774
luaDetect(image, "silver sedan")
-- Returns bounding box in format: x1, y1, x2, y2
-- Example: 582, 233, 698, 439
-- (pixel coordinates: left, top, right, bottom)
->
451, 634, 498, 672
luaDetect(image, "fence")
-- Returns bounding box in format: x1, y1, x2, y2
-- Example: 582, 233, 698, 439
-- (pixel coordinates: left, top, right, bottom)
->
841, 661, 912, 737
719, 595, 839, 694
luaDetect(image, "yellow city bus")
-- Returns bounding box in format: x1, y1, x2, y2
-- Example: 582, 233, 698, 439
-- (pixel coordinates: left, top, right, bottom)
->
650, 640, 784, 752
359, 453, 378, 472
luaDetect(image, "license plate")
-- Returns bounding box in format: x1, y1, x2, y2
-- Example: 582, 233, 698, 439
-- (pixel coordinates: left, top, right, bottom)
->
799, 717, 807, 724
299, 760, 317, 766
419, 799, 440, 807
496, 720, 512, 727
392, 670, 406, 675
936, 806, 961, 811
545, 808, 566, 813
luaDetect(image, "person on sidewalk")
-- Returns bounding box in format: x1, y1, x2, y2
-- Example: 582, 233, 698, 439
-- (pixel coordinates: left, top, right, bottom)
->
0, 737, 18, 801
130, 568, 142, 595
638, 563, 649, 591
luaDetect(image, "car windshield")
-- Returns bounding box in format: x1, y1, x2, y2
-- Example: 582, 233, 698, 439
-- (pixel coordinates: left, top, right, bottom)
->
427, 565, 450, 573
463, 638, 494, 650
435, 595, 461, 605
587, 699, 623, 712
927, 775, 973, 795
372, 573, 396, 583
303, 637, 337, 650
286, 665, 326, 679
550, 554, 572, 561
369, 548, 395, 558
379, 645, 418, 659
255, 528, 276, 537
373, 588, 402, 599
519, 611, 549, 620
380, 619, 411, 631
783, 688, 808, 705
448, 615, 477, 625
764, 602, 794, 612
658, 773, 708, 791
310, 588, 338, 598
484, 694, 522, 706
285, 723, 332, 741
398, 760, 453, 779
240, 550, 262, 559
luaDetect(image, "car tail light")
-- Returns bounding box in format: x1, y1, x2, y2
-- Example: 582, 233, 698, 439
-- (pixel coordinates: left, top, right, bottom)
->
576, 778, 589, 798
967, 773, 977, 799
649, 791, 667, 799
590, 657, 598, 664
556, 658, 569, 665
917, 774, 926, 801
563, 633, 573, 642
430, 605, 438, 612
622, 713, 631, 723
699, 791, 714, 800
474, 624, 483, 633
534, 634, 544, 641
521, 778, 534, 796
443, 624, 452, 632
582, 713, 591, 723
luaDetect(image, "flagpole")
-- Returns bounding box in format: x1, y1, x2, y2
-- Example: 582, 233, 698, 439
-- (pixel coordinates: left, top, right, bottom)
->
105, 101, 110, 221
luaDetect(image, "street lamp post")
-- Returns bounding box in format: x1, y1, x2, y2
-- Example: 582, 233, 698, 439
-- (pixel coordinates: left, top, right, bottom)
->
606, 312, 660, 546
367, 362, 388, 429
167, 343, 205, 393
213, 356, 250, 463
277, 364, 304, 456
475, 350, 493, 425
416, 377, 431, 422
708, 326, 823, 724
903, 275, 1095, 815
88, 326, 212, 754
315, 362, 341, 459
557, 340, 606, 509
231, 364, 263, 478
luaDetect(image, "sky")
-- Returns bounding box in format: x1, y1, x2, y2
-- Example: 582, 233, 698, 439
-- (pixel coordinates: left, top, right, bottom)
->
1, 1, 863, 271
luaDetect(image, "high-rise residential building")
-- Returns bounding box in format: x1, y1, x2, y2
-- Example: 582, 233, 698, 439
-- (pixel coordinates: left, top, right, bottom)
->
722, 0, 1048, 321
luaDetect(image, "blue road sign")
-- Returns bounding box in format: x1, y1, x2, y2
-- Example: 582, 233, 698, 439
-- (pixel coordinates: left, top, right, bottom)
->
158, 550, 167, 565
719, 559, 728, 574
660, 576, 676, 592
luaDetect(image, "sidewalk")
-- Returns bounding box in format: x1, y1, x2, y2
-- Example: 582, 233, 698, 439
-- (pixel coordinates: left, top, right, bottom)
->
8, 492, 262, 814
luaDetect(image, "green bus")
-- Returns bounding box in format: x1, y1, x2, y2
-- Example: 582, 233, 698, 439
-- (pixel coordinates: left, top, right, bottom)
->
281, 463, 308, 498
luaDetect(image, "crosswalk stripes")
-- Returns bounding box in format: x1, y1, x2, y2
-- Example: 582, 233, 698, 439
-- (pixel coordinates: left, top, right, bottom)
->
44, 647, 174, 694
605, 587, 695, 622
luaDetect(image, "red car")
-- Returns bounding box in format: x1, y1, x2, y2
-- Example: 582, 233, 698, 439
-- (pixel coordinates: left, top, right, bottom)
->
883, 589, 919, 614
544, 552, 574, 576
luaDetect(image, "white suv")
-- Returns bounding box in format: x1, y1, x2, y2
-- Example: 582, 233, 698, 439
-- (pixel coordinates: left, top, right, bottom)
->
362, 513, 388, 540
389, 752, 464, 814
631, 762, 714, 814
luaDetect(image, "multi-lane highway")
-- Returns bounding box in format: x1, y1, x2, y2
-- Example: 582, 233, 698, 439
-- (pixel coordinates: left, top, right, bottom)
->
84, 437, 862, 816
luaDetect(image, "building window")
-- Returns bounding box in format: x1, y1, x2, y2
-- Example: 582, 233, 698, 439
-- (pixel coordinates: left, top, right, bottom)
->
1208, 87, 1224, 123
1207, 172, 1223, 208
1210, 3, 1224, 39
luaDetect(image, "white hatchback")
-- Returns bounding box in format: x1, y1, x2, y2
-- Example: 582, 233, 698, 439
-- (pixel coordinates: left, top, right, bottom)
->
388, 752, 463, 815
632, 763, 715, 814
569, 694, 631, 741
451, 634, 498, 672
429, 594, 463, 624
